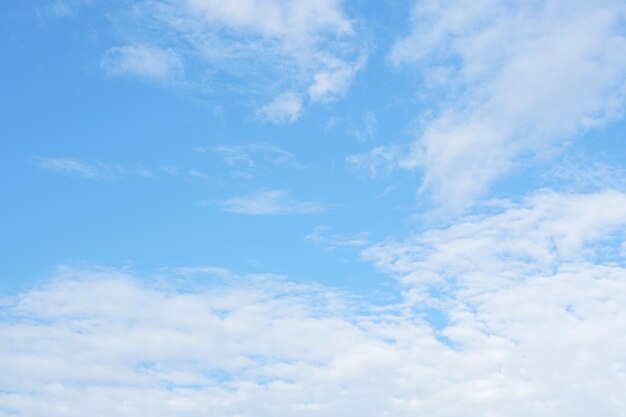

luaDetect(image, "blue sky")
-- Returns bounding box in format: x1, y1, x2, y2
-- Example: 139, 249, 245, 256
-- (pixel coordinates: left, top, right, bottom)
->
2, 1, 626, 415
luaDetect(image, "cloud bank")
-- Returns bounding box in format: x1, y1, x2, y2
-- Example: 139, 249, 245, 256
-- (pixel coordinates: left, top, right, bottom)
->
3, 189, 626, 416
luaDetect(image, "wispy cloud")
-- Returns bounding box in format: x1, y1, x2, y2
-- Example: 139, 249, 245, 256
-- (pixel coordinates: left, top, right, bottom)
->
101, 0, 367, 121
194, 143, 298, 178
101, 45, 183, 83
306, 226, 369, 249
33, 157, 152, 179
346, 144, 406, 177
36, 0, 94, 19
363, 189, 626, 298
347, 111, 378, 142
220, 189, 327, 215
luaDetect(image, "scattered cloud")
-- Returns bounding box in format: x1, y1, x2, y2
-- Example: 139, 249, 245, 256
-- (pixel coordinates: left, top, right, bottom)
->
220, 189, 327, 215
194, 143, 298, 178
346, 144, 407, 177
102, 0, 366, 120
347, 111, 378, 142
33, 157, 152, 179
101, 45, 183, 83
306, 226, 369, 249
547, 159, 626, 192
308, 56, 366, 103
362, 189, 626, 299
363, 0, 626, 206
159, 165, 180, 176
257, 91, 303, 124
186, 169, 210, 180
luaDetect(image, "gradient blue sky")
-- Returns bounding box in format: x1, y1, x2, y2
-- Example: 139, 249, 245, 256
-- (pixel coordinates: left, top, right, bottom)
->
2, 1, 626, 416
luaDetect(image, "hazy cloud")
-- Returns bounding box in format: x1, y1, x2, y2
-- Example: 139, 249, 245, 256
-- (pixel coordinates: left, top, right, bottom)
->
221, 189, 327, 215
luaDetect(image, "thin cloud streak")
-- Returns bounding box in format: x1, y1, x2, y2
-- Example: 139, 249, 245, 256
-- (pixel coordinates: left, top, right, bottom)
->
220, 189, 328, 215
33, 157, 152, 180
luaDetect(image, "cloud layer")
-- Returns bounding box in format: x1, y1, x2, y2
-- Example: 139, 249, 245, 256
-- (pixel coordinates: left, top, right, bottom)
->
3, 190, 626, 416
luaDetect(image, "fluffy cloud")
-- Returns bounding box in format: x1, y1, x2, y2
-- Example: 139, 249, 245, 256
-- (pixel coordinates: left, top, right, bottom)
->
3, 250, 626, 415
359, 0, 626, 206
104, 0, 365, 121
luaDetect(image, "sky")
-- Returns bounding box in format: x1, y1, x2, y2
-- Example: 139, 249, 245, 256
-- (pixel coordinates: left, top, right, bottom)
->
2, 0, 626, 415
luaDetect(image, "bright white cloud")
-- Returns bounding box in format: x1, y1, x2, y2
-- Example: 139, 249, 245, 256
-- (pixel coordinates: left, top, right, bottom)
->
3, 228, 626, 417
364, 0, 626, 206
33, 156, 152, 179
220, 189, 326, 215
101, 45, 183, 83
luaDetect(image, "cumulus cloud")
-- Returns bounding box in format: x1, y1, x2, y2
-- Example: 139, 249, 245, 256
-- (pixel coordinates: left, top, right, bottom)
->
360, 0, 626, 206
220, 189, 327, 215
101, 45, 183, 83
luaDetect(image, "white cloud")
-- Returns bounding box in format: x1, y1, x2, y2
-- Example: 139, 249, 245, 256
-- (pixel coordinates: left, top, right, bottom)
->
362, 189, 626, 298
3, 240, 626, 416
104, 0, 365, 120
308, 56, 366, 103
101, 45, 183, 83
372, 0, 626, 206
33, 157, 152, 179
548, 160, 626, 192
220, 189, 326, 215
257, 92, 303, 124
